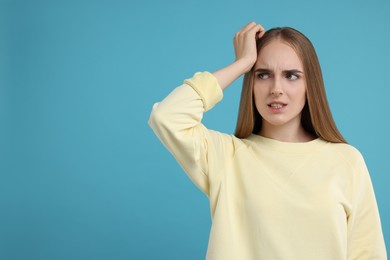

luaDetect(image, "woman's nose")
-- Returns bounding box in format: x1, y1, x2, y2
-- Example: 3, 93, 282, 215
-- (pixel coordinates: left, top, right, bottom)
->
270, 78, 284, 96
271, 89, 283, 96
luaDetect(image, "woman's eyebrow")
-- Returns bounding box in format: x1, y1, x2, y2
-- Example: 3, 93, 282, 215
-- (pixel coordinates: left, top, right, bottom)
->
254, 68, 304, 74
254, 68, 272, 73
284, 69, 304, 74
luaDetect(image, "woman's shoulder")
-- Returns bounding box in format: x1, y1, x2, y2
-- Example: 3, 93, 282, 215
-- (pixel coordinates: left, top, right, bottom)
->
324, 141, 366, 169
326, 141, 363, 156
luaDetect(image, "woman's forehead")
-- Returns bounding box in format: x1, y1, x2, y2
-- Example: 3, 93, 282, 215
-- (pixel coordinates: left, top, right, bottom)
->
256, 40, 303, 70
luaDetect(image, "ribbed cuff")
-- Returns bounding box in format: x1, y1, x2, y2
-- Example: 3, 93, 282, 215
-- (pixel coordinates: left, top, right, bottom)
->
183, 71, 223, 111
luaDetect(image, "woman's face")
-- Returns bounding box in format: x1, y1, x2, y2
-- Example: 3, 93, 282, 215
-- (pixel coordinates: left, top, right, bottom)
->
253, 39, 307, 130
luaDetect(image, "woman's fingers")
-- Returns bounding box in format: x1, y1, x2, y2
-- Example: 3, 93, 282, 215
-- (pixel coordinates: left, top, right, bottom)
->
248, 24, 263, 39
237, 22, 264, 36
235, 22, 257, 38
255, 24, 266, 39
239, 21, 257, 34
235, 23, 265, 42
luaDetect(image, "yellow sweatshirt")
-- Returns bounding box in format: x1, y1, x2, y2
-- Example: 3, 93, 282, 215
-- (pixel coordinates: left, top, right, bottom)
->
148, 71, 387, 260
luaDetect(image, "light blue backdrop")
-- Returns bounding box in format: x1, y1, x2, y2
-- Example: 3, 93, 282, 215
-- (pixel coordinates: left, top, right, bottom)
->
1, 0, 389, 259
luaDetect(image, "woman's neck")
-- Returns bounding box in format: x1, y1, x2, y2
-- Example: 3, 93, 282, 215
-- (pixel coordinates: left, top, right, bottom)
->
259, 121, 315, 143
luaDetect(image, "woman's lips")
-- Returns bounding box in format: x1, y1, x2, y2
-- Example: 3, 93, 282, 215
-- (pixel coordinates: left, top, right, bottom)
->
268, 102, 287, 112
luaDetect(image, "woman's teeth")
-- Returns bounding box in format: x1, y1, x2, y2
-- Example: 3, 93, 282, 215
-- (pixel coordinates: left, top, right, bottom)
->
270, 104, 283, 108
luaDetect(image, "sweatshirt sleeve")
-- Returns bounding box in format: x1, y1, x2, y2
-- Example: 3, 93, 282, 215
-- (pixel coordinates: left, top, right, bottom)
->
347, 152, 387, 259
147, 71, 236, 196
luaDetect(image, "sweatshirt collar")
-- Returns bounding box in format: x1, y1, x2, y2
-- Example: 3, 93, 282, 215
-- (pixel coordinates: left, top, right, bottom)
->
247, 134, 328, 154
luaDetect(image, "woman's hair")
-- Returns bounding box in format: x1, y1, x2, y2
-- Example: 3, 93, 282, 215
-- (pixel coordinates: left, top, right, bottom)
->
234, 27, 347, 143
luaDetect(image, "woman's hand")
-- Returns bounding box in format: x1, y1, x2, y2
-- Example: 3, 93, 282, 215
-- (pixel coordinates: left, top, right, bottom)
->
212, 22, 265, 90
233, 22, 265, 73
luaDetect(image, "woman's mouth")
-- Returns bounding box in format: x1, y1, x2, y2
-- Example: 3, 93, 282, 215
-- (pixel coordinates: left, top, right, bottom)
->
268, 102, 287, 112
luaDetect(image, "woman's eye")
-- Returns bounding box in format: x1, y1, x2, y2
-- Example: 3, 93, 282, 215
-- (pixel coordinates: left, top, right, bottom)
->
286, 73, 299, 80
257, 73, 269, 80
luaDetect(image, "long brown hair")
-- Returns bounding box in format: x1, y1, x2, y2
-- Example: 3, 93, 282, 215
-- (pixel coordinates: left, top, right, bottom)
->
234, 27, 347, 143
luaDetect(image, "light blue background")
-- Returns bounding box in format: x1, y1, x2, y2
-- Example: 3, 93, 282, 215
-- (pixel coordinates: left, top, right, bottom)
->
1, 0, 389, 259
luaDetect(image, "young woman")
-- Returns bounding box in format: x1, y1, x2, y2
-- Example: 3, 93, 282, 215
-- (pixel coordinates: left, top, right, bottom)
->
148, 22, 387, 259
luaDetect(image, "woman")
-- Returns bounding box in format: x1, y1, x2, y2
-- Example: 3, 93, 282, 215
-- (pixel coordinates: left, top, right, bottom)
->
148, 22, 387, 259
